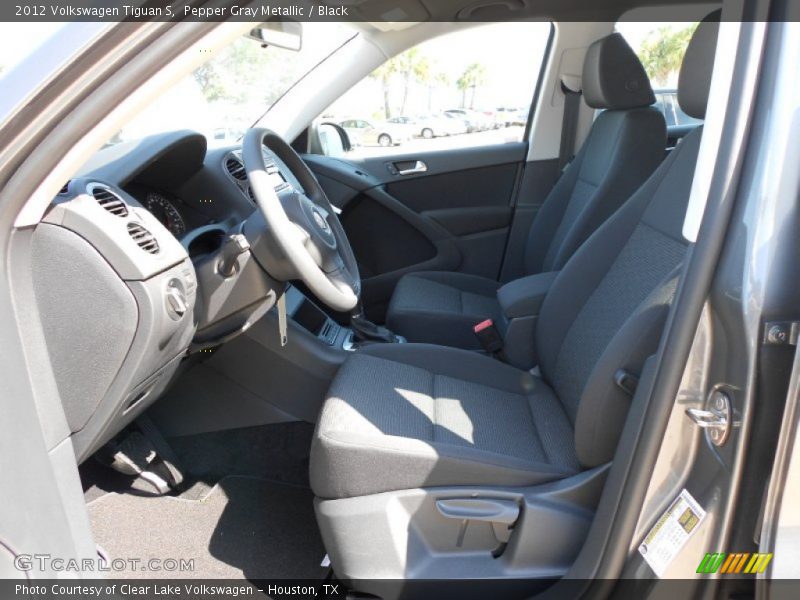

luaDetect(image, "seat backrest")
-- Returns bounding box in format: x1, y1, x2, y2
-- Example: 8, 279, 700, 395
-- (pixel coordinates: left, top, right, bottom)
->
522, 33, 667, 276
536, 13, 720, 468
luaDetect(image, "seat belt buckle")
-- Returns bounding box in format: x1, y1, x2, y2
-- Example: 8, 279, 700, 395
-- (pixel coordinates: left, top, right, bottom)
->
473, 319, 505, 357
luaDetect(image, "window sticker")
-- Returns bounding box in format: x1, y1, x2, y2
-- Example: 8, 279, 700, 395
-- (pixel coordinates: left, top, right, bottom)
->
638, 489, 707, 577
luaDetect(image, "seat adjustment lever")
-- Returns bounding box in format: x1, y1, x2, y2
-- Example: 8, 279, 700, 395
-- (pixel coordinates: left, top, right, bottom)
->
435, 498, 520, 545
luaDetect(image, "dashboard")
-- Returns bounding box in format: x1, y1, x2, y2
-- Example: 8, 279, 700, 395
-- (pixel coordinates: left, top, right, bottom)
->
34, 129, 299, 464
128, 186, 189, 238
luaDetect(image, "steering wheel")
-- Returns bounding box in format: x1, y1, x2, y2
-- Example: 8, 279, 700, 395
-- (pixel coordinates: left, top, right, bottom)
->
242, 128, 360, 312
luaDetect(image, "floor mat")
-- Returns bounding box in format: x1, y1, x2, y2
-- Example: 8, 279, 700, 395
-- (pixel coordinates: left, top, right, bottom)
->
80, 422, 315, 503
168, 422, 315, 491
88, 476, 327, 580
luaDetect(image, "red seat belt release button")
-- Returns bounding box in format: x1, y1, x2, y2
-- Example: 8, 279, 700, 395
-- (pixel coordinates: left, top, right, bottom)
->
473, 319, 504, 356
474, 319, 494, 333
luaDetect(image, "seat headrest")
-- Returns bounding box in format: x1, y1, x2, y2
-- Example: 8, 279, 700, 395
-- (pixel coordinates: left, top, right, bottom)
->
582, 33, 655, 110
678, 10, 721, 119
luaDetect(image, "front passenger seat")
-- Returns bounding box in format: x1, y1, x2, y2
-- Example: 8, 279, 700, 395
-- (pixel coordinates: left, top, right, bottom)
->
386, 32, 667, 350
311, 13, 719, 589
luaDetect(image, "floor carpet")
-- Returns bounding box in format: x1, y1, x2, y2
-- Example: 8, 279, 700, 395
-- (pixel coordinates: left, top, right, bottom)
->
87, 476, 328, 580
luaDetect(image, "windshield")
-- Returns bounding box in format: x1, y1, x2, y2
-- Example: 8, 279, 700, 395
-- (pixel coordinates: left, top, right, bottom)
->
109, 22, 357, 148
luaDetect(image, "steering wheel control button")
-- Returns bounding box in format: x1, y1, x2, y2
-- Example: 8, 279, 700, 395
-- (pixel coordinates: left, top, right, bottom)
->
312, 208, 329, 232
165, 279, 188, 320
217, 233, 250, 278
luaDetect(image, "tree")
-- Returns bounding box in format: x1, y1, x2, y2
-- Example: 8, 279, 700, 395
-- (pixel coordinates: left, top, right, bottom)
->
192, 38, 295, 107
369, 60, 399, 119
457, 63, 487, 109
428, 71, 450, 112
369, 48, 431, 118
636, 24, 698, 87
395, 48, 430, 115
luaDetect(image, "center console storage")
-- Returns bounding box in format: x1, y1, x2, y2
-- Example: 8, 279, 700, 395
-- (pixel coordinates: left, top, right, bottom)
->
284, 285, 353, 349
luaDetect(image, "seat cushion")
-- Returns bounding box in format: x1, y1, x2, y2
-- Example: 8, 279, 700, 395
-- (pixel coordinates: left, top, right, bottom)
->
386, 272, 502, 350
310, 344, 580, 499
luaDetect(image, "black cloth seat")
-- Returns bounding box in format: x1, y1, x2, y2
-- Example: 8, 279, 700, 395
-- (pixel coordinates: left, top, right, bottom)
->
386, 32, 667, 350
311, 16, 718, 500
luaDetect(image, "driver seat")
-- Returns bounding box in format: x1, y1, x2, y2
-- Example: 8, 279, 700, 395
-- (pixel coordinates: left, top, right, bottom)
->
310, 15, 718, 588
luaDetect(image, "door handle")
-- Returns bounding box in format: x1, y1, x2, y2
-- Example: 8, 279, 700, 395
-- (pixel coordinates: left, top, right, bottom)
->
394, 160, 428, 175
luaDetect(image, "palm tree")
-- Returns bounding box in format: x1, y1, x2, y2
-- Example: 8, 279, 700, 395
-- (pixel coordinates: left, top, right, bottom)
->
636, 24, 698, 87
428, 71, 450, 112
395, 48, 430, 115
457, 63, 487, 109
369, 60, 400, 119
369, 48, 432, 118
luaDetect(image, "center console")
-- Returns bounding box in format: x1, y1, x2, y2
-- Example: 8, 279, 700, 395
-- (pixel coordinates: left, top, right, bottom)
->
157, 283, 403, 429
283, 284, 404, 352
283, 285, 354, 350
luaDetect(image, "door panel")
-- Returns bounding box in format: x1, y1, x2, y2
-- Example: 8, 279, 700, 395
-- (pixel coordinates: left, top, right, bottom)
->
304, 145, 526, 320
344, 195, 440, 278
385, 162, 518, 212
352, 144, 526, 284
425, 206, 513, 280
424, 206, 512, 237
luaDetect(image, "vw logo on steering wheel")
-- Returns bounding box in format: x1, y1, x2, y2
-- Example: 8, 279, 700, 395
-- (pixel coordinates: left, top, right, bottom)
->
312, 208, 329, 232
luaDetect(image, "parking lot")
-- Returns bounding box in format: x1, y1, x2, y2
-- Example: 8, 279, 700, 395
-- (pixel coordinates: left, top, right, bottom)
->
351, 125, 527, 157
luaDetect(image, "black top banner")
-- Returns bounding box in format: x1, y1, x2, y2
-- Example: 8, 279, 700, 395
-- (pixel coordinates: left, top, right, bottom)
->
1, 0, 772, 23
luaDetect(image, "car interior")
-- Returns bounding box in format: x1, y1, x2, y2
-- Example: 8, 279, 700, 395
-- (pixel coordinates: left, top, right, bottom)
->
7, 1, 740, 596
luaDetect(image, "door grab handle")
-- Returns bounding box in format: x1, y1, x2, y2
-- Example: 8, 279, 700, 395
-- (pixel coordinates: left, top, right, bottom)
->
396, 160, 428, 175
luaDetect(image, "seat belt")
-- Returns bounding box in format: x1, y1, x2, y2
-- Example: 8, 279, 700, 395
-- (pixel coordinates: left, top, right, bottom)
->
557, 78, 582, 175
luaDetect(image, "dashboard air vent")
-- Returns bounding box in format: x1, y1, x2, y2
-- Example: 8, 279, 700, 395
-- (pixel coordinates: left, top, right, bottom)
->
91, 185, 129, 217
225, 157, 247, 181
127, 222, 160, 255
247, 186, 256, 203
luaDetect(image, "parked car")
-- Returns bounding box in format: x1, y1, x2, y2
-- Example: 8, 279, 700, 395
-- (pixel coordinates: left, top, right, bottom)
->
510, 108, 529, 126
338, 118, 411, 147
440, 111, 471, 134
444, 109, 480, 132
494, 106, 519, 127
446, 108, 494, 131
475, 109, 501, 129
653, 89, 704, 128
388, 114, 464, 138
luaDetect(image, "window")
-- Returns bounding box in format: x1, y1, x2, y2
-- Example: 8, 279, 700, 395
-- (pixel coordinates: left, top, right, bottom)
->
0, 23, 65, 78
105, 23, 357, 147
654, 90, 703, 128
616, 21, 702, 126
320, 22, 552, 157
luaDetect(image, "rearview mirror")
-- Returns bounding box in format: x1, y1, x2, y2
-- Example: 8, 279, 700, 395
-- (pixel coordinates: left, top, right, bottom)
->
246, 20, 302, 52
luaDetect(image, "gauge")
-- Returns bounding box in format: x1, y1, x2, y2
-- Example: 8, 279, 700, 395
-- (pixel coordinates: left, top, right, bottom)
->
144, 191, 186, 238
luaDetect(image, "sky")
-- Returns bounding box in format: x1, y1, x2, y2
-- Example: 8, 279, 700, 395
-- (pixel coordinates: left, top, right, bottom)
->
0, 22, 65, 75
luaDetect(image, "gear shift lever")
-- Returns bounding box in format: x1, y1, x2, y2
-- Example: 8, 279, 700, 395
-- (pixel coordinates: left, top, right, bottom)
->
350, 303, 400, 344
